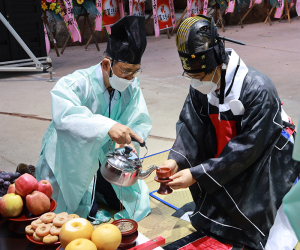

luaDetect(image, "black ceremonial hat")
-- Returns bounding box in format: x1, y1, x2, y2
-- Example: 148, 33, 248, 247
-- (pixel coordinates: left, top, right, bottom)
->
105, 16, 147, 64
176, 15, 244, 73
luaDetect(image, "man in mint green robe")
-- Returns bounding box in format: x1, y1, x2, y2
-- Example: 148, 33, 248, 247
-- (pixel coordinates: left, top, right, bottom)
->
36, 16, 152, 222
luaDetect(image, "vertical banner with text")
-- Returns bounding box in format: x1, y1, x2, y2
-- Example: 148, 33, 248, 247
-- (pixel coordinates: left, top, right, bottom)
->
130, 0, 146, 16
152, 0, 160, 36
188, 0, 202, 17
156, 0, 174, 30
203, 0, 208, 15
102, 0, 124, 27
58, 0, 81, 42
95, 0, 103, 31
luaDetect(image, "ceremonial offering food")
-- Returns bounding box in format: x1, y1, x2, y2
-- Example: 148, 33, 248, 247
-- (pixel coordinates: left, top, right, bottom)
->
26, 191, 50, 215
0, 171, 21, 196
31, 219, 43, 229
111, 219, 138, 249
7, 184, 16, 194
25, 225, 35, 235
53, 215, 69, 227
36, 224, 51, 237
59, 218, 94, 249
91, 223, 122, 250
37, 180, 53, 199
25, 211, 79, 245
41, 212, 56, 223
0, 193, 23, 217
15, 173, 38, 197
65, 238, 97, 250
50, 225, 61, 235
33, 232, 44, 242
43, 234, 59, 244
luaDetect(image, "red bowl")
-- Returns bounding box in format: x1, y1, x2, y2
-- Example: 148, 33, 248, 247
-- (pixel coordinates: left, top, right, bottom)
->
9, 198, 57, 221
7, 198, 56, 234
111, 219, 139, 249
26, 234, 60, 245
56, 246, 63, 250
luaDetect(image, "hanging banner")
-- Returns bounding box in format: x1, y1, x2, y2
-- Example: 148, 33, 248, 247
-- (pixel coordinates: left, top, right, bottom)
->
169, 0, 176, 29
225, 0, 235, 13
274, 0, 285, 18
290, 0, 296, 8
203, 0, 208, 15
130, 0, 146, 16
152, 0, 160, 37
156, 0, 173, 30
95, 0, 103, 31
43, 24, 51, 54
118, 0, 125, 18
249, 0, 262, 8
58, 0, 81, 42
102, 0, 123, 26
188, 0, 202, 17
296, 0, 300, 15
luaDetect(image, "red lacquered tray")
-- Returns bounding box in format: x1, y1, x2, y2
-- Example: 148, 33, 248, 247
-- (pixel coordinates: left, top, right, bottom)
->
26, 234, 60, 245
9, 198, 57, 221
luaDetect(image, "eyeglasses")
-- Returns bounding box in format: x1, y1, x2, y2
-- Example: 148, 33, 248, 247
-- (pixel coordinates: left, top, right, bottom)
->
113, 62, 142, 77
182, 71, 207, 82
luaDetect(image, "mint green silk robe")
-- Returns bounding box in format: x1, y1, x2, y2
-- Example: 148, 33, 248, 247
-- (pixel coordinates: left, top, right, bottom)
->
36, 64, 152, 221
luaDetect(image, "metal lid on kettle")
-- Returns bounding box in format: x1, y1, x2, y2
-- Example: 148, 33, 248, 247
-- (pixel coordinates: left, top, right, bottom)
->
107, 146, 142, 171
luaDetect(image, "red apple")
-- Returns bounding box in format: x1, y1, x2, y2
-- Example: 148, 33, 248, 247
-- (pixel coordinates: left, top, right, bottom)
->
0, 193, 23, 217
15, 173, 38, 197
37, 180, 53, 199
7, 184, 15, 194
26, 191, 50, 216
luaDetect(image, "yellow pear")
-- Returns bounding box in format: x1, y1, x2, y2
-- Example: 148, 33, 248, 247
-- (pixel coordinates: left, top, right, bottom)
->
65, 238, 97, 250
91, 224, 122, 250
59, 218, 94, 249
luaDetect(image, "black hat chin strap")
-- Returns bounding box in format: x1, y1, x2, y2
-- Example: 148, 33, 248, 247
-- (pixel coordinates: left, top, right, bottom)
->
219, 64, 226, 105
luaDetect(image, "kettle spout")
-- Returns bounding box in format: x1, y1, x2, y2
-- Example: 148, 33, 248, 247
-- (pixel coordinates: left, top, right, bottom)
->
138, 165, 160, 180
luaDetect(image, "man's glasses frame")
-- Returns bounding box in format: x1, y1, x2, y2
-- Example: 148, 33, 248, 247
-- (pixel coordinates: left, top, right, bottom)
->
113, 62, 142, 77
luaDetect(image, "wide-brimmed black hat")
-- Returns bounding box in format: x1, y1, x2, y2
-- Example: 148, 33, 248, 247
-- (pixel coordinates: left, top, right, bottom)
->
105, 16, 147, 64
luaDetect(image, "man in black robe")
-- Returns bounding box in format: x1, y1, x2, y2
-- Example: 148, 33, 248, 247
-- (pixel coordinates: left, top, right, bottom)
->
160, 15, 300, 249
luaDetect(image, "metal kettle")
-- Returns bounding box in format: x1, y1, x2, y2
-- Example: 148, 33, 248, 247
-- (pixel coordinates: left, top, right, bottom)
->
100, 145, 159, 187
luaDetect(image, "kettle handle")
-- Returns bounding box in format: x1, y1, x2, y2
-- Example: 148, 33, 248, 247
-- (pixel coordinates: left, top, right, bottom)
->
131, 136, 146, 147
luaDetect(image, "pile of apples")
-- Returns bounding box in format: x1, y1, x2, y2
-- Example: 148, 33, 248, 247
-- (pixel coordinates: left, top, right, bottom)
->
0, 173, 53, 218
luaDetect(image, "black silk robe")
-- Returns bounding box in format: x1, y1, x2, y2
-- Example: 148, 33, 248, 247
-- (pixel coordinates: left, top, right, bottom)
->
168, 50, 300, 249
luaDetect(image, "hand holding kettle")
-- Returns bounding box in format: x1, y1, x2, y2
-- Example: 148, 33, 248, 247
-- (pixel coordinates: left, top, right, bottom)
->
108, 123, 144, 146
